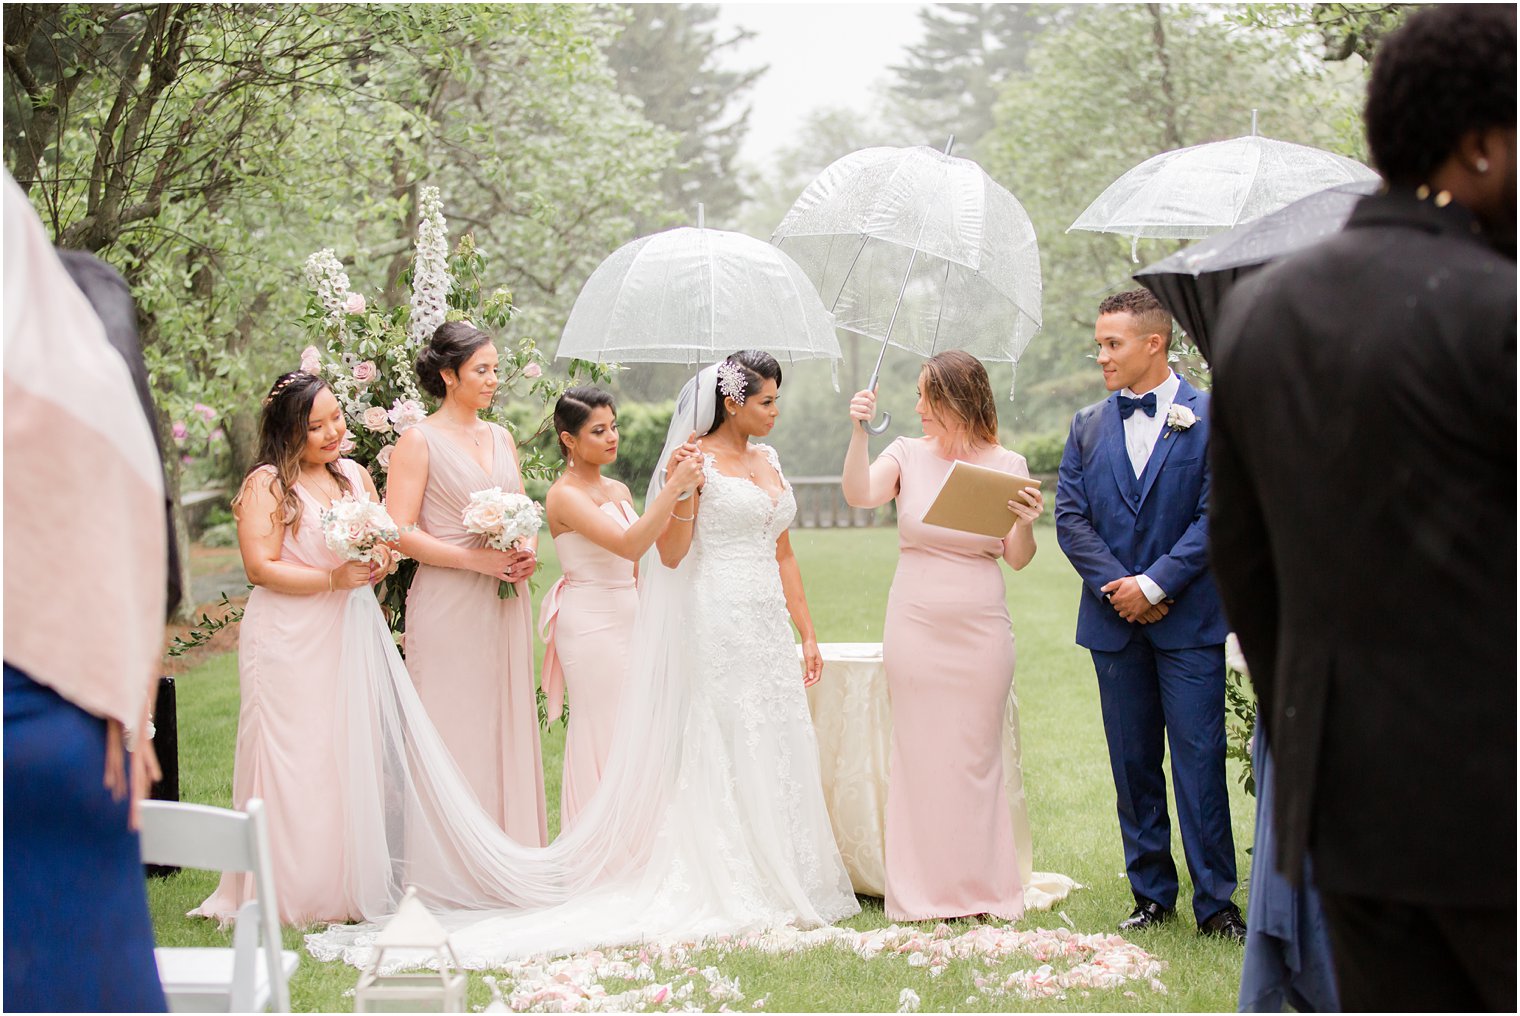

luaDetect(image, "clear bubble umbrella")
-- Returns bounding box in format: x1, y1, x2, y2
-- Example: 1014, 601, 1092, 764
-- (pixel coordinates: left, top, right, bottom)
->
1070, 112, 1379, 258
557, 206, 842, 433
771, 139, 1042, 433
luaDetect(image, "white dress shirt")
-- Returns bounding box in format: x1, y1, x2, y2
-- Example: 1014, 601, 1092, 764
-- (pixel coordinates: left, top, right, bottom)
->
1119, 371, 1181, 605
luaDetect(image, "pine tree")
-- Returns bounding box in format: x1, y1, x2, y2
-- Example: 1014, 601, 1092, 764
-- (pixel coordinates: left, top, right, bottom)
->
605, 4, 765, 224
888, 4, 1070, 154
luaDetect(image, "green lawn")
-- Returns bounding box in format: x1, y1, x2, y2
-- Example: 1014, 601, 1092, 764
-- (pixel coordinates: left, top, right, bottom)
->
150, 521, 1255, 1011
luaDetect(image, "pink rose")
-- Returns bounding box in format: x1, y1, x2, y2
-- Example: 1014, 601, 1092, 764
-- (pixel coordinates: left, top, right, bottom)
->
300, 346, 322, 374
171, 421, 188, 442
344, 292, 366, 315
361, 405, 391, 433
338, 433, 355, 454
376, 443, 395, 470
523, 362, 543, 379
387, 398, 427, 433
352, 360, 377, 385
209, 428, 225, 442
193, 402, 217, 422
180, 454, 193, 465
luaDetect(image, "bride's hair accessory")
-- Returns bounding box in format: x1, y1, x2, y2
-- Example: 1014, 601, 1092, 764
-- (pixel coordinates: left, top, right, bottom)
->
716, 360, 748, 406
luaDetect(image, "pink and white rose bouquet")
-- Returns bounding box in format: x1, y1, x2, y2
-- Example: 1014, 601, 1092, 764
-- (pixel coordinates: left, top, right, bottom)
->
462, 487, 543, 598
320, 494, 399, 565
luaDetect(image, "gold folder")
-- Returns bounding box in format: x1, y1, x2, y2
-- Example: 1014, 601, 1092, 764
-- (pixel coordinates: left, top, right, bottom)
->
920, 459, 1042, 538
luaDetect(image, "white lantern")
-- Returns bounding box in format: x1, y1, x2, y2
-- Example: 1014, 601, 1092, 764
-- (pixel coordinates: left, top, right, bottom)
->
353, 888, 468, 1013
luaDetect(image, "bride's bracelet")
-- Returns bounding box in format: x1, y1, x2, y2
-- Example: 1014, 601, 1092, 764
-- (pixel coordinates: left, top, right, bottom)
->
670, 509, 695, 523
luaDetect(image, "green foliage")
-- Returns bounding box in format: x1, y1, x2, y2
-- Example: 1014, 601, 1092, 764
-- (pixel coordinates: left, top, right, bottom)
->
604, 400, 676, 493
4, 3, 681, 508
1010, 430, 1068, 476
978, 2, 1372, 436
888, 4, 1072, 155
1225, 665, 1259, 798
164, 593, 246, 659
603, 4, 765, 224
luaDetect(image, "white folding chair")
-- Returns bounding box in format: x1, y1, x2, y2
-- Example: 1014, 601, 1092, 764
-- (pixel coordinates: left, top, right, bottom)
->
139, 799, 299, 1013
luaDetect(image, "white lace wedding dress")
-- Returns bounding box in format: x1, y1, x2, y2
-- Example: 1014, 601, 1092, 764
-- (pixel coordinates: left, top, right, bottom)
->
307, 431, 858, 968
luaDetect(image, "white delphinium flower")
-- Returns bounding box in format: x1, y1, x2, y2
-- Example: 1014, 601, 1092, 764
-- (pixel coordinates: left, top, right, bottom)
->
408, 186, 452, 346
304, 248, 353, 337
897, 988, 921, 1013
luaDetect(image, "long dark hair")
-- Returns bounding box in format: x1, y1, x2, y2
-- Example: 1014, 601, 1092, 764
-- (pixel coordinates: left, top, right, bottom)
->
415, 321, 493, 400
708, 349, 783, 435
232, 371, 352, 535
554, 386, 616, 460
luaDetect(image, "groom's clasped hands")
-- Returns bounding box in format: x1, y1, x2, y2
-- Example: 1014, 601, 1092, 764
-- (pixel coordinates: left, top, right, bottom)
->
1101, 575, 1170, 625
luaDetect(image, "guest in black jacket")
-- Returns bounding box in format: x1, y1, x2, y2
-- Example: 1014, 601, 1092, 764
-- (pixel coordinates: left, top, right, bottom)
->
1209, 6, 1516, 1011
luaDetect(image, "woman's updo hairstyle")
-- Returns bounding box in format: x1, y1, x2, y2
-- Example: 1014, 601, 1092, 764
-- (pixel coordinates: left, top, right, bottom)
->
554, 386, 617, 460
415, 321, 493, 400
919, 350, 998, 446
708, 349, 783, 434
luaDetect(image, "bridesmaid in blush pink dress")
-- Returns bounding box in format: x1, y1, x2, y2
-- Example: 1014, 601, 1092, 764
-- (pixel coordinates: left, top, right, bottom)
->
386, 323, 547, 846
841, 351, 1046, 922
541, 388, 705, 831
194, 372, 393, 925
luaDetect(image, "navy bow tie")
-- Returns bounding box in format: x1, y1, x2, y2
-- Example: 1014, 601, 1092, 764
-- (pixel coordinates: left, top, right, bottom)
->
1117, 392, 1157, 420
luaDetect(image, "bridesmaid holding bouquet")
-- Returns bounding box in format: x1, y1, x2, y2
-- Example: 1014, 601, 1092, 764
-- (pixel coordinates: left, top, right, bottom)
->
386, 322, 547, 846
842, 351, 1047, 922
194, 371, 390, 924
541, 388, 704, 831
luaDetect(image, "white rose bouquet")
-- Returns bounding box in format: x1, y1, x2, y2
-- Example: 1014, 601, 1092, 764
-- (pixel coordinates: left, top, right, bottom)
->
321, 494, 400, 564
463, 487, 544, 598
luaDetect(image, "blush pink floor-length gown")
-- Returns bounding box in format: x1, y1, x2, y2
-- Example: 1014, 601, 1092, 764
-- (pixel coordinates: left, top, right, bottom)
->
880, 436, 1029, 921
193, 460, 368, 925
404, 421, 547, 847
538, 500, 639, 832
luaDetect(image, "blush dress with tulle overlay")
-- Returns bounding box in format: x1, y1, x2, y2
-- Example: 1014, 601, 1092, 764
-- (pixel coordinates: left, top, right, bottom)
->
404, 422, 547, 846
880, 436, 1046, 921
193, 460, 369, 925
539, 500, 639, 831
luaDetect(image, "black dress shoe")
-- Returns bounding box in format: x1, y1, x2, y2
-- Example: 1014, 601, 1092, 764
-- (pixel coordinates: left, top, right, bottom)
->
1118, 898, 1174, 931
1198, 904, 1248, 942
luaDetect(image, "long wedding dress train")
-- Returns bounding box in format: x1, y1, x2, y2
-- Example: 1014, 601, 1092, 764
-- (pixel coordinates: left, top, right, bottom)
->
307, 371, 858, 968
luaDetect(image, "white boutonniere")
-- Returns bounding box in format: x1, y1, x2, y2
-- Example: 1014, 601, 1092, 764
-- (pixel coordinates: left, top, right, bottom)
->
1164, 403, 1197, 439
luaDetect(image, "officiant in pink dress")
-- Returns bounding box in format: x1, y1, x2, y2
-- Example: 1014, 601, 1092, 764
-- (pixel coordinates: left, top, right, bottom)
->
842, 351, 1045, 921
386, 322, 547, 846
541, 388, 703, 831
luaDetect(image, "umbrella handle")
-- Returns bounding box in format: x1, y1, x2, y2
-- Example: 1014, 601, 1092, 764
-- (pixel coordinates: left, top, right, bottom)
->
861, 410, 892, 435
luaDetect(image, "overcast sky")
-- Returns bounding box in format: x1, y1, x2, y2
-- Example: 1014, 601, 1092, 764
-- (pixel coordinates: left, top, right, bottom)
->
715, 3, 928, 171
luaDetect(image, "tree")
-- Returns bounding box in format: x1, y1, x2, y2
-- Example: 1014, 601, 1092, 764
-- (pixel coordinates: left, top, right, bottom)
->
888, 4, 1071, 156
603, 4, 765, 225
978, 3, 1370, 436
5, 4, 680, 614
1238, 3, 1418, 63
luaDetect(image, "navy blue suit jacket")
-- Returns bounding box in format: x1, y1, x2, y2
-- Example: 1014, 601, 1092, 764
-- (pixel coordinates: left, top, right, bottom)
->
1055, 376, 1227, 652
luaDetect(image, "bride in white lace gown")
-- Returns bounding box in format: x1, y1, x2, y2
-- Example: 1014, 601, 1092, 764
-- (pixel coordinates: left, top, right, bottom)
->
308, 353, 857, 968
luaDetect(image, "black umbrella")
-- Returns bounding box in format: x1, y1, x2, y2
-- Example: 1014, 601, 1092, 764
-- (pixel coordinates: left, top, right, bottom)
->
1134, 179, 1380, 360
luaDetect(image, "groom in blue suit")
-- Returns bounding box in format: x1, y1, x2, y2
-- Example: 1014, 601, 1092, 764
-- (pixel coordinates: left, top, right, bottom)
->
1056, 289, 1243, 939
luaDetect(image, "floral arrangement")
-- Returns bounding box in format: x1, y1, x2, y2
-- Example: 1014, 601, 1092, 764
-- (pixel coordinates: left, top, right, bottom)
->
1223, 632, 1257, 796
320, 494, 401, 564
297, 185, 611, 657
462, 487, 545, 598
